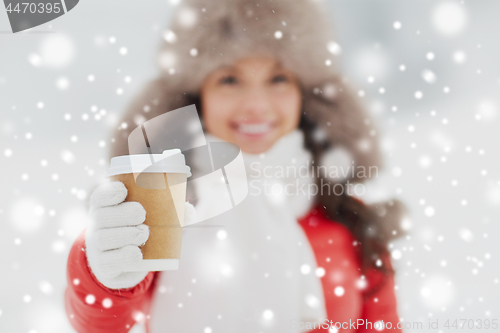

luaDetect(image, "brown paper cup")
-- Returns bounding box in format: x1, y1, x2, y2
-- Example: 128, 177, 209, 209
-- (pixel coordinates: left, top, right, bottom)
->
109, 171, 187, 272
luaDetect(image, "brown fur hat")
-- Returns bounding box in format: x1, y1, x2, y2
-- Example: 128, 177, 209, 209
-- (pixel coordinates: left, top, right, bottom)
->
109, 0, 409, 242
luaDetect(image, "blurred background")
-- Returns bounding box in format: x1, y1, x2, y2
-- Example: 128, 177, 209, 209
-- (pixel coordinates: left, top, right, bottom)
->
0, 0, 499, 331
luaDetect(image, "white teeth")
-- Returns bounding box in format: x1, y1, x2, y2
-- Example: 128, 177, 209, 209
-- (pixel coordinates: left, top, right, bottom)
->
238, 123, 271, 134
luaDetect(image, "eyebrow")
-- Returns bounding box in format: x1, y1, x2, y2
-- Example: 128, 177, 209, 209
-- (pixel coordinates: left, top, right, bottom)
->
216, 65, 239, 73
272, 61, 285, 70
217, 61, 285, 73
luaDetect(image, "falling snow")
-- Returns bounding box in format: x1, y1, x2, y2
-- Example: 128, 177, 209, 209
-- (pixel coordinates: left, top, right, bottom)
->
1, 1, 499, 332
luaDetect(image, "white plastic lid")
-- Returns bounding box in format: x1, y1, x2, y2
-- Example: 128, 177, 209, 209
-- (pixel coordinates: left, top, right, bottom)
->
106, 148, 192, 177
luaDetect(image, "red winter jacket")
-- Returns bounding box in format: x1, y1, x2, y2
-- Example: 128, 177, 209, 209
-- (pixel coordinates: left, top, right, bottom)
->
65, 205, 402, 332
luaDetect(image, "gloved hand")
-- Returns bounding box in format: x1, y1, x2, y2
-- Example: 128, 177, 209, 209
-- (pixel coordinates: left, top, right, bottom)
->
85, 180, 196, 290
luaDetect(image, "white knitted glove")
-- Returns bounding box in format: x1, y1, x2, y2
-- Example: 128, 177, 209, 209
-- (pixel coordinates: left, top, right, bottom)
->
85, 181, 196, 290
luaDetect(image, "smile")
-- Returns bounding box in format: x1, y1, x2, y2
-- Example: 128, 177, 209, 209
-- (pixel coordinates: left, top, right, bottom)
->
235, 122, 273, 135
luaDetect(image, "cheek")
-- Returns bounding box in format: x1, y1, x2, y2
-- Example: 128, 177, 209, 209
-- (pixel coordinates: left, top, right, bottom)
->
202, 92, 234, 133
276, 89, 301, 129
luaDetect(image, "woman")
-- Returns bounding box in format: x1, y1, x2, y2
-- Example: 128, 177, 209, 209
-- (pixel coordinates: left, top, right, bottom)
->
65, 0, 409, 332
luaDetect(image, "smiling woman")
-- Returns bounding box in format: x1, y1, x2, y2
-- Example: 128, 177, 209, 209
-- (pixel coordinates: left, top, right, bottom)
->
64, 0, 411, 332
201, 56, 302, 154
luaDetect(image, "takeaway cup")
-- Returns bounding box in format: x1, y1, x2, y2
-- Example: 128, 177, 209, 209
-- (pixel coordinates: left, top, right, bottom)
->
105, 149, 191, 271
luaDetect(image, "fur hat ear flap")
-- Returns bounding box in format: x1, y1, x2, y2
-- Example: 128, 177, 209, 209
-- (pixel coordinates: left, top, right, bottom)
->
318, 145, 354, 182
303, 75, 383, 184
108, 77, 195, 159
367, 199, 411, 242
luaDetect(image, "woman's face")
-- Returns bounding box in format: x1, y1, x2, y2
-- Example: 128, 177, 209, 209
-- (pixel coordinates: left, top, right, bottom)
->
200, 56, 302, 154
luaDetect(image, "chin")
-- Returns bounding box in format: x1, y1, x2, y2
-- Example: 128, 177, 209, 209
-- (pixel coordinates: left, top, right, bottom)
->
236, 137, 277, 154
239, 145, 267, 154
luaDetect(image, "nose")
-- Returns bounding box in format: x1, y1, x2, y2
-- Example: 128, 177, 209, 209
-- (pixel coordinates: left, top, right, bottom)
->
239, 85, 272, 119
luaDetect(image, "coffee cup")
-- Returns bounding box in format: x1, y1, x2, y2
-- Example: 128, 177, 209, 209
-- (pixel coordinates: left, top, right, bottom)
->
106, 148, 191, 271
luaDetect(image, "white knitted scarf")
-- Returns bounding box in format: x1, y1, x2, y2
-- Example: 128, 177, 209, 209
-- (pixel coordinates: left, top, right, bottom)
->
146, 129, 327, 332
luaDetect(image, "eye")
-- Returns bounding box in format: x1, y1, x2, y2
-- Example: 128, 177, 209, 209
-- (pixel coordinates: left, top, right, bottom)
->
271, 74, 289, 83
219, 75, 238, 85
